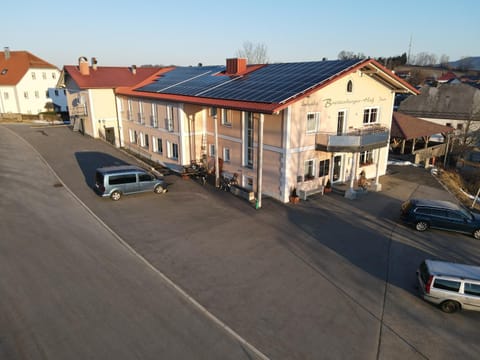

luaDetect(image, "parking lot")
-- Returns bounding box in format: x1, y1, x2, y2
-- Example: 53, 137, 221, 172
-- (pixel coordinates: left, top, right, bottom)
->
5, 123, 480, 359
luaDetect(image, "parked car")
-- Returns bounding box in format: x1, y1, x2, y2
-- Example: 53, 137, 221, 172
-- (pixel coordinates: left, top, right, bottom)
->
417, 259, 480, 313
400, 198, 480, 239
95, 165, 167, 201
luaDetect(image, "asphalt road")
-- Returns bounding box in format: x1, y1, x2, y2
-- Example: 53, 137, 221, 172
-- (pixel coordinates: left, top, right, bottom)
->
2, 123, 480, 359
0, 125, 266, 360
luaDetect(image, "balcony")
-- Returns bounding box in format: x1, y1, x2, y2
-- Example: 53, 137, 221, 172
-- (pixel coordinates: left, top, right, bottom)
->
315, 124, 390, 152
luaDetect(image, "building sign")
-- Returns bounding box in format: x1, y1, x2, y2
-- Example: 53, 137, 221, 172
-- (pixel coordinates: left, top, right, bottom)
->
70, 104, 87, 116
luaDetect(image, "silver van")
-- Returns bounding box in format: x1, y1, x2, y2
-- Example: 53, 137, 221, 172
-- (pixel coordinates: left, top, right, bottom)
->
95, 165, 167, 201
417, 259, 480, 313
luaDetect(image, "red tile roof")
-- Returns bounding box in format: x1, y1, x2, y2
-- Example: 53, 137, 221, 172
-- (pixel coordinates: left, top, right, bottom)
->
63, 65, 164, 89
391, 111, 454, 140
0, 50, 58, 86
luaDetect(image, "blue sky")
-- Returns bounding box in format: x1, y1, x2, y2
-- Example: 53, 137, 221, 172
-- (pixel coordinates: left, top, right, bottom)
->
3, 0, 479, 68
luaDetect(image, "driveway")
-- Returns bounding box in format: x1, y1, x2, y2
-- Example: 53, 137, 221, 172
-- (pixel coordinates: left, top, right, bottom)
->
5, 123, 480, 359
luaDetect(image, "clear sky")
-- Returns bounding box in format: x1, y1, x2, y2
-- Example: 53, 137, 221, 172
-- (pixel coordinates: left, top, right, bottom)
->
2, 0, 479, 68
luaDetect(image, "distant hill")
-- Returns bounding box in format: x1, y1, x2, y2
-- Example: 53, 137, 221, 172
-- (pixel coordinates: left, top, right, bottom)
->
448, 57, 480, 71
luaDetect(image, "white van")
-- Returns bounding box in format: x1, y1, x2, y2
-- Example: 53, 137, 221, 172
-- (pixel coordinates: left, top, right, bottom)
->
417, 259, 480, 313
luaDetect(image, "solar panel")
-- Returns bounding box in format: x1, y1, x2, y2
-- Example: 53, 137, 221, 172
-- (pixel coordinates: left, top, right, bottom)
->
135, 59, 363, 104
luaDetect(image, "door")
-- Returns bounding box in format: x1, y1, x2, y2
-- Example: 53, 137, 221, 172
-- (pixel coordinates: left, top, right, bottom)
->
333, 155, 342, 182
105, 127, 115, 145
337, 111, 346, 135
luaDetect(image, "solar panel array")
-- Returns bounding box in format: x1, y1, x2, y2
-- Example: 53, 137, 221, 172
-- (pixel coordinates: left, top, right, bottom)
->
136, 59, 363, 104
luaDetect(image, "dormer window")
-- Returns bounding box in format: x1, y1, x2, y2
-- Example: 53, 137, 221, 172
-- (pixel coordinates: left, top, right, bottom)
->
1, 68, 7, 75
347, 80, 353, 93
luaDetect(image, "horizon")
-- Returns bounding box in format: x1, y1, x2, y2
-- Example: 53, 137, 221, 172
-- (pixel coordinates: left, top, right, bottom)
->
2, 0, 478, 69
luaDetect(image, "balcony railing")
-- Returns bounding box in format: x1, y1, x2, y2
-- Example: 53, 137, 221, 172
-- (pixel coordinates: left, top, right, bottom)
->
315, 123, 390, 152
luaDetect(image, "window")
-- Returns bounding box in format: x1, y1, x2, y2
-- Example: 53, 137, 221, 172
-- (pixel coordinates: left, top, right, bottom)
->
31, 72, 36, 80
319, 159, 330, 177
127, 99, 133, 121
139, 173, 154, 182
165, 104, 174, 131
139, 132, 145, 147
167, 141, 178, 159
359, 150, 373, 166
464, 283, 480, 297
4, 92, 8, 100
457, 123, 463, 130
304, 160, 315, 180
144, 134, 149, 149
42, 72, 47, 80
109, 174, 136, 185
221, 109, 232, 126
1, 68, 7, 75
209, 144, 216, 156
151, 103, 158, 127
347, 80, 353, 92
306, 112, 319, 133
138, 101, 144, 124
433, 278, 461, 292
52, 72, 56, 79
210, 107, 217, 117
363, 108, 378, 124
34, 91, 39, 99
54, 89, 59, 96
24, 91, 29, 99
157, 138, 163, 154
223, 147, 231, 162
245, 112, 254, 168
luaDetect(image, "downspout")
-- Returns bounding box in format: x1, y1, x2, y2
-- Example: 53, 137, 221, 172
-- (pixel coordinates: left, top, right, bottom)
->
256, 114, 264, 209
114, 95, 123, 147
214, 114, 219, 187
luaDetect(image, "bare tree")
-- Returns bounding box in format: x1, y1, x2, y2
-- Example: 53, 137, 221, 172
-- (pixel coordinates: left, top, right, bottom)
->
412, 52, 438, 66
337, 51, 366, 60
439, 54, 450, 68
236, 41, 269, 64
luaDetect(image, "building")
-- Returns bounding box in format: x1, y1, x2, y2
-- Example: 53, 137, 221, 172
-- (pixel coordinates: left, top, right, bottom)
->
60, 57, 163, 146
116, 58, 417, 203
398, 83, 480, 146
0, 47, 60, 115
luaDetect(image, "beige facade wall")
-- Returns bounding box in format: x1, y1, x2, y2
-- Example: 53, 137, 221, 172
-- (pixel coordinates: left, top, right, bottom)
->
116, 68, 398, 203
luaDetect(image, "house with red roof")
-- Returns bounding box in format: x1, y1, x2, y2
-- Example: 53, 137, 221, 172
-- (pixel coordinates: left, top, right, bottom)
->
61, 57, 163, 146
0, 48, 60, 115
115, 57, 417, 203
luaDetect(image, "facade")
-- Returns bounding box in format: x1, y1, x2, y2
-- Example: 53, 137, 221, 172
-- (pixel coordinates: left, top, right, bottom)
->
116, 58, 417, 203
61, 57, 163, 147
0, 48, 60, 115
398, 83, 480, 145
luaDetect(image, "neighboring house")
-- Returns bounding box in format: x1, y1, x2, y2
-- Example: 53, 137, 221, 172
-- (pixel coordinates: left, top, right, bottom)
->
116, 58, 417, 203
60, 57, 163, 146
47, 87, 68, 112
398, 83, 480, 146
0, 47, 60, 115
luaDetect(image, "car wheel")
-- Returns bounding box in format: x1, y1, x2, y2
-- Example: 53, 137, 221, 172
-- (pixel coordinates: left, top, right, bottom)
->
440, 300, 460, 313
415, 221, 429, 232
474, 229, 480, 240
110, 191, 121, 201
154, 185, 164, 194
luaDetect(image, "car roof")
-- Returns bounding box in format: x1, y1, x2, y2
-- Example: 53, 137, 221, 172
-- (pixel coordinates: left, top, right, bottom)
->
96, 165, 145, 174
425, 259, 480, 281
410, 198, 461, 211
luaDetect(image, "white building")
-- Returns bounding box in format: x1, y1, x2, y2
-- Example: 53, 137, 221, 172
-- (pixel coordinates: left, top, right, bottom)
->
0, 47, 60, 115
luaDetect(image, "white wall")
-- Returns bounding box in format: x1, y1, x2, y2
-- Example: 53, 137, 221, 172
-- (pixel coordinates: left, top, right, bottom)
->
15, 68, 61, 114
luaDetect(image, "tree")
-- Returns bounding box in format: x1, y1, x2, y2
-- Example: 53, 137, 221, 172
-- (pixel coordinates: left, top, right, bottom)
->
439, 54, 450, 68
236, 41, 269, 64
337, 51, 366, 60
412, 52, 438, 66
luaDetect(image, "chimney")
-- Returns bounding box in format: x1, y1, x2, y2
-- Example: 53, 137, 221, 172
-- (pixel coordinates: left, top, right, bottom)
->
78, 56, 89, 76
4, 47, 10, 60
131, 65, 137, 75
91, 57, 98, 71
226, 58, 247, 75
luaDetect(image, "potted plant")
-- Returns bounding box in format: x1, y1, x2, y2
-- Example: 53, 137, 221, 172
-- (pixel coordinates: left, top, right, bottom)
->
324, 179, 332, 193
289, 187, 300, 204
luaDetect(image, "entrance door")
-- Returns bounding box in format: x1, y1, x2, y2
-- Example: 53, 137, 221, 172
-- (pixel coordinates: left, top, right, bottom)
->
105, 127, 115, 145
333, 155, 343, 182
